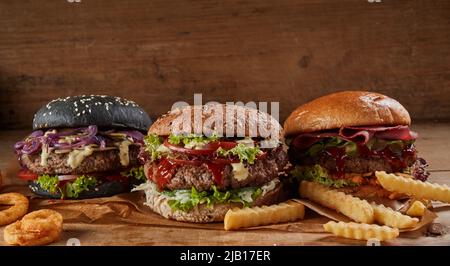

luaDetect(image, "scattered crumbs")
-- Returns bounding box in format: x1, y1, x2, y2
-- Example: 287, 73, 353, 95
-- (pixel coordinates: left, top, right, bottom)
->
426, 223, 448, 237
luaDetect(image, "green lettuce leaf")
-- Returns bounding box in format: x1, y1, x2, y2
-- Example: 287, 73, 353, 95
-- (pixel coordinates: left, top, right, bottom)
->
144, 134, 163, 161
121, 166, 146, 182
168, 133, 219, 148
166, 185, 264, 212
36, 174, 97, 199
217, 144, 261, 164
36, 174, 61, 194
291, 164, 358, 188
65, 175, 97, 198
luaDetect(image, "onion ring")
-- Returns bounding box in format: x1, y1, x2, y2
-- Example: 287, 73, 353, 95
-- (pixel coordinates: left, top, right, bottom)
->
3, 209, 63, 246
21, 209, 63, 233
0, 193, 29, 226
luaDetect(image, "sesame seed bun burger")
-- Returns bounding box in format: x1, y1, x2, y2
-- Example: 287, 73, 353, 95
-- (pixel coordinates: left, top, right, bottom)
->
14, 95, 152, 199
133, 104, 289, 223
284, 91, 429, 199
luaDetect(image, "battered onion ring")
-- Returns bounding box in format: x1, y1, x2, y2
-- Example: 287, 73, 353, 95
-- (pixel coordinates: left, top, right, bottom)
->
21, 209, 63, 232
3, 209, 63, 246
0, 193, 29, 226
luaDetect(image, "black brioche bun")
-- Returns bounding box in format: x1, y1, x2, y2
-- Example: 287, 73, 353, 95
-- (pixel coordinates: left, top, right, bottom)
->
28, 180, 131, 199
33, 95, 152, 132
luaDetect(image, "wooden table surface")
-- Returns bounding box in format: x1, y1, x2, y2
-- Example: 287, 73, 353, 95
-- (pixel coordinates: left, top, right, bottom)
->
1, 123, 449, 246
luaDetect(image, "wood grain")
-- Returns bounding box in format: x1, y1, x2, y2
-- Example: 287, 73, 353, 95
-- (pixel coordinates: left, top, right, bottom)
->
1, 0, 450, 129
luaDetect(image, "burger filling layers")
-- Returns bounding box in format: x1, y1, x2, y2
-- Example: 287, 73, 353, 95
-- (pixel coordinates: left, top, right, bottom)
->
135, 133, 289, 212
288, 125, 429, 196
14, 125, 146, 198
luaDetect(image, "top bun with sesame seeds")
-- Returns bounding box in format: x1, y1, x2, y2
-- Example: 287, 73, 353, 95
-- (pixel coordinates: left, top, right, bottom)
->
33, 95, 152, 132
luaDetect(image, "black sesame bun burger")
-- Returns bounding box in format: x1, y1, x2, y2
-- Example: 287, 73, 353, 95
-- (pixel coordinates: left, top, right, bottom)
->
133, 104, 290, 223
14, 95, 152, 199
284, 91, 429, 199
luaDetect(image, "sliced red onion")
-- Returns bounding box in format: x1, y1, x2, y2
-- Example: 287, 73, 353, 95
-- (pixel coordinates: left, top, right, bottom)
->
58, 175, 79, 181
14, 125, 144, 156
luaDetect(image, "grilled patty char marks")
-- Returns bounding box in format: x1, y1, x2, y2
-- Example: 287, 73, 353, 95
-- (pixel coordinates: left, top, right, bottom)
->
145, 146, 289, 191
22, 145, 140, 175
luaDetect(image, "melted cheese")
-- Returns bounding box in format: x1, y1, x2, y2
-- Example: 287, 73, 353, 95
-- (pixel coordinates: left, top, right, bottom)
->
67, 146, 94, 169
231, 163, 249, 181
40, 144, 50, 167
118, 140, 132, 166
236, 138, 255, 147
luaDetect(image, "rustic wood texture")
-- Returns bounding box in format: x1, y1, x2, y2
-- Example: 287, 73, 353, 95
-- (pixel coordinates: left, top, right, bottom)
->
1, 0, 450, 129
0, 123, 449, 246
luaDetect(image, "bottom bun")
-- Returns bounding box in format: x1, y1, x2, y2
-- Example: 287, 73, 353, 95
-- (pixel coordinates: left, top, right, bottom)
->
140, 181, 284, 223
29, 180, 130, 199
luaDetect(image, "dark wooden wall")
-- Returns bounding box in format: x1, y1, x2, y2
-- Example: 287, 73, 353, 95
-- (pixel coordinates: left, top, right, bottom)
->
1, 0, 450, 129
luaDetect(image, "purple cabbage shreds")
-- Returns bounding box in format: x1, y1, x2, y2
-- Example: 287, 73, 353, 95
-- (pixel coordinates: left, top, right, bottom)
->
14, 125, 145, 156
118, 130, 145, 143
412, 157, 430, 181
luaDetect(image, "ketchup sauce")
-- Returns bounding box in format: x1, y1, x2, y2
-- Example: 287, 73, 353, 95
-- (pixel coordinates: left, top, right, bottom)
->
323, 144, 416, 179
325, 147, 347, 179
206, 162, 225, 186
150, 158, 227, 189
150, 158, 176, 188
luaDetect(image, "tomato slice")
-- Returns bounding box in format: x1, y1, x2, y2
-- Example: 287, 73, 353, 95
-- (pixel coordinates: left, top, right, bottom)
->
17, 170, 38, 181
57, 175, 79, 181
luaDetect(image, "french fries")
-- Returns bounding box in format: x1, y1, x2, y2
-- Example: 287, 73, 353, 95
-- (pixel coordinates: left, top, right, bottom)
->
224, 200, 305, 230
371, 203, 418, 229
324, 221, 399, 241
299, 181, 374, 223
406, 201, 427, 217
376, 171, 450, 203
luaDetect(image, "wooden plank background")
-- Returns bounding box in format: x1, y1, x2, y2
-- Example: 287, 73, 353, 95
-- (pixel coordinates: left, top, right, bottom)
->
1, 0, 450, 129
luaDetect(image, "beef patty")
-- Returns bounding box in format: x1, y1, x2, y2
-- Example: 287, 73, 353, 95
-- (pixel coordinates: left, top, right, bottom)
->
303, 155, 416, 174
22, 145, 141, 175
145, 146, 289, 191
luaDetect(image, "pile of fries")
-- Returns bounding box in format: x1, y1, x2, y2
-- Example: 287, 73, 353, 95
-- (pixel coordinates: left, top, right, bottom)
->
224, 171, 450, 242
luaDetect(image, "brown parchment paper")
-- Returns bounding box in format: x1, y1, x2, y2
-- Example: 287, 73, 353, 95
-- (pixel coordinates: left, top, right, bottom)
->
0, 158, 441, 246
291, 198, 437, 232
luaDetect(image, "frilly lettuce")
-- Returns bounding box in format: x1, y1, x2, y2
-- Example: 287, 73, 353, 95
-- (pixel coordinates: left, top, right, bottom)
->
291, 164, 357, 188
36, 174, 97, 199
121, 166, 146, 182
134, 179, 279, 212
217, 144, 261, 164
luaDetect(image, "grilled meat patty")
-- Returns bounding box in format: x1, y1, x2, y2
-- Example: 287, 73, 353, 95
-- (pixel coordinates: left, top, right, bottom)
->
145, 146, 289, 191
21, 145, 141, 175
300, 155, 416, 174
